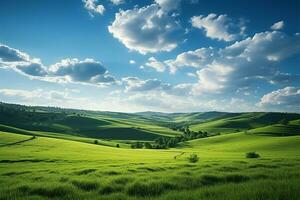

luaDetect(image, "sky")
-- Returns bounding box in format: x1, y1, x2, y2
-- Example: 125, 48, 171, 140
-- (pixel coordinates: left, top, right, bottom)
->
0, 0, 299, 113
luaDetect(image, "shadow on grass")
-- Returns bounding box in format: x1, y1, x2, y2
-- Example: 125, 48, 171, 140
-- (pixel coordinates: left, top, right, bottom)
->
74, 168, 97, 175
17, 185, 72, 198
71, 180, 99, 191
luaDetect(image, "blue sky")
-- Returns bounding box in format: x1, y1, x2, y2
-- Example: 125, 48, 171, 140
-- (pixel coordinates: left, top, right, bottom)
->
0, 0, 299, 112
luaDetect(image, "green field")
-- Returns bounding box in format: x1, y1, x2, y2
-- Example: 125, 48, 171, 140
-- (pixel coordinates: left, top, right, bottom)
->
0, 103, 300, 199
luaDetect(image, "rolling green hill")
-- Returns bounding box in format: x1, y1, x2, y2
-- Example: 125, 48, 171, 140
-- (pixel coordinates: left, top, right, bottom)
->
184, 132, 300, 157
0, 103, 181, 141
1, 128, 300, 200
1, 102, 300, 142
190, 112, 300, 134
1, 102, 300, 199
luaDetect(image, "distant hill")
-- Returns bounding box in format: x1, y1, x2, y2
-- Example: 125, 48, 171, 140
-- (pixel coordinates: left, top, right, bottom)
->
190, 112, 300, 134
1, 102, 299, 141
0, 102, 181, 141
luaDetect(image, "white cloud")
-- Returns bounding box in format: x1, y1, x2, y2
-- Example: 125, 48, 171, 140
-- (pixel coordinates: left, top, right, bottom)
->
0, 89, 44, 99
112, 89, 257, 112
121, 76, 193, 97
0, 44, 30, 62
0, 88, 89, 107
258, 87, 300, 110
129, 59, 136, 64
155, 0, 181, 11
110, 0, 124, 5
0, 44, 48, 77
194, 31, 300, 94
145, 57, 166, 72
0, 44, 116, 87
164, 31, 300, 95
186, 72, 197, 77
49, 58, 115, 86
108, 4, 183, 54
122, 77, 170, 92
191, 13, 245, 41
15, 62, 48, 77
165, 47, 215, 73
83, 0, 105, 16
271, 20, 284, 30
192, 61, 234, 94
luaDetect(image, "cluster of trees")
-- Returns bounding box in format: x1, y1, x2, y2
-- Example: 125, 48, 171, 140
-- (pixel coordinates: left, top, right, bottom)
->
131, 127, 212, 149
131, 141, 153, 149
153, 128, 210, 149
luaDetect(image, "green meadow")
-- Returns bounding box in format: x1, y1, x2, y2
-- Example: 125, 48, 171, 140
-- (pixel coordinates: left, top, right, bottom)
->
0, 103, 300, 199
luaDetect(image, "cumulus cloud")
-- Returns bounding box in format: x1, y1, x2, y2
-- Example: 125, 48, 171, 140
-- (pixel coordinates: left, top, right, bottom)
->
0, 44, 48, 77
164, 31, 300, 95
108, 4, 183, 54
155, 0, 181, 11
194, 31, 300, 94
83, 0, 105, 16
145, 57, 166, 72
122, 77, 170, 92
271, 20, 284, 30
258, 87, 300, 110
48, 58, 115, 85
165, 47, 215, 73
0, 44, 30, 62
15, 62, 48, 77
0, 44, 116, 86
191, 13, 245, 41
121, 76, 192, 97
110, 0, 124, 5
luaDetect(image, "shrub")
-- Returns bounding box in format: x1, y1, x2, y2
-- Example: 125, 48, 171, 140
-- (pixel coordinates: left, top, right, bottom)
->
131, 142, 143, 149
94, 140, 98, 144
116, 144, 120, 148
144, 142, 152, 149
188, 153, 199, 163
246, 152, 260, 158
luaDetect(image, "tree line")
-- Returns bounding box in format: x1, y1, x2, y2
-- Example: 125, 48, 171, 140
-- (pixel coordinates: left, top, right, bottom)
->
131, 127, 216, 149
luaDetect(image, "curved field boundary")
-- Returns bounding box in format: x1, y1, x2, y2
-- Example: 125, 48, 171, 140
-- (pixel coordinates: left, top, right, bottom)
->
0, 136, 36, 147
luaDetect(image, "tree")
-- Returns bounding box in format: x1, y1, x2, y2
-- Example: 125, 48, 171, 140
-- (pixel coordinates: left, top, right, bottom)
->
279, 118, 289, 126
94, 140, 98, 144
116, 144, 120, 148
144, 142, 152, 149
131, 142, 143, 149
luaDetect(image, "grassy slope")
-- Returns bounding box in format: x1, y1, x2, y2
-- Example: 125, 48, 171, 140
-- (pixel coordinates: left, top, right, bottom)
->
0, 128, 300, 199
190, 112, 300, 134
0, 131, 31, 145
248, 122, 300, 136
0, 124, 130, 148
0, 113, 181, 141
184, 132, 300, 157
